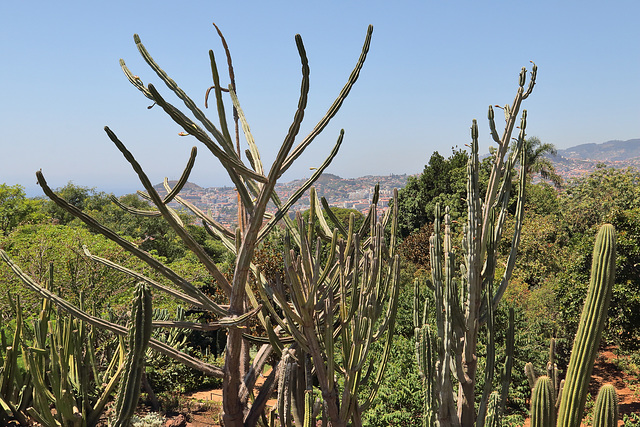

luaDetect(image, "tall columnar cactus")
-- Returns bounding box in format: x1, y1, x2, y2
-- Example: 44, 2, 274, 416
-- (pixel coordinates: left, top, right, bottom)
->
530, 376, 556, 427
415, 63, 535, 427
2, 23, 376, 427
414, 278, 435, 427
483, 391, 501, 427
592, 384, 618, 427
112, 283, 153, 427
557, 224, 616, 427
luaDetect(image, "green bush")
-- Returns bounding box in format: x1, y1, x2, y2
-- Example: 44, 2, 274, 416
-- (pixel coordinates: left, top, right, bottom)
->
361, 334, 423, 426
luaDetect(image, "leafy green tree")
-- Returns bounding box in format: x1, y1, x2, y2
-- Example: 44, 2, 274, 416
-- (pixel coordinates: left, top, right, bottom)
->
506, 166, 640, 362
43, 182, 111, 225
0, 184, 45, 235
557, 166, 640, 349
41, 183, 228, 263
395, 149, 468, 238
0, 222, 140, 313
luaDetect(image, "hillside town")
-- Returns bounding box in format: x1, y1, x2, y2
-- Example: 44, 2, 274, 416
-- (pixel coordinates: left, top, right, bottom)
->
155, 174, 409, 229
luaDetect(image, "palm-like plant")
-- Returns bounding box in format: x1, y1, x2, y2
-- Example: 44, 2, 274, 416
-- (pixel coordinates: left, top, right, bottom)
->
522, 136, 563, 188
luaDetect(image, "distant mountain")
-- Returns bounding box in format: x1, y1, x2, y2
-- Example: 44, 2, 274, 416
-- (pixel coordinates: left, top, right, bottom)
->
153, 181, 204, 196
557, 139, 640, 161
549, 139, 640, 181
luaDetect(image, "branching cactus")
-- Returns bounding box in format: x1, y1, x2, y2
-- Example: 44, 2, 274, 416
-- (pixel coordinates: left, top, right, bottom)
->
415, 63, 535, 427
557, 224, 616, 427
259, 187, 400, 427
1, 23, 376, 426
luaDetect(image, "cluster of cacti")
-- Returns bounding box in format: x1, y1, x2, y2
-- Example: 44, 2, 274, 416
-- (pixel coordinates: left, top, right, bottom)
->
0, 293, 31, 426
258, 186, 399, 426
1, 23, 393, 427
0, 263, 126, 426
414, 64, 534, 427
524, 224, 618, 427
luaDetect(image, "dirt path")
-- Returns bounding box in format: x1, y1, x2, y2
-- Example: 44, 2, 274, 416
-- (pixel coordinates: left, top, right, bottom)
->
590, 346, 639, 425
167, 369, 277, 426
170, 348, 638, 426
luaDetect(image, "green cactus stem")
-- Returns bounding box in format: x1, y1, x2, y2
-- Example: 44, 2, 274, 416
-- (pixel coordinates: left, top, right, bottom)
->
592, 384, 618, 427
557, 224, 616, 427
483, 391, 501, 427
530, 376, 556, 427
113, 283, 153, 427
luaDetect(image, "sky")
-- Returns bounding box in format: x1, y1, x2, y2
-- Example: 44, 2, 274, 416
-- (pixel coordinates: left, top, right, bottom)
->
1, 1, 638, 196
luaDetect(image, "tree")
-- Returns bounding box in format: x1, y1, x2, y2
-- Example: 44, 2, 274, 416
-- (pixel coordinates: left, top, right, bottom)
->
556, 165, 640, 349
396, 149, 468, 238
0, 184, 45, 235
520, 136, 563, 188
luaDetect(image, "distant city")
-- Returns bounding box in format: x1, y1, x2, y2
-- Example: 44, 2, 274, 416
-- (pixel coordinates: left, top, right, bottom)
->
152, 138, 640, 229
154, 174, 409, 230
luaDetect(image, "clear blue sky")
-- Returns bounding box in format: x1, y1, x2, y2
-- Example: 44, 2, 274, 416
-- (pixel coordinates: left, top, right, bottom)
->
1, 1, 638, 196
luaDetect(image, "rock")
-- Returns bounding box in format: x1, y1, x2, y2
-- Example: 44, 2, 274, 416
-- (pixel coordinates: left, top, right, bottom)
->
165, 413, 188, 427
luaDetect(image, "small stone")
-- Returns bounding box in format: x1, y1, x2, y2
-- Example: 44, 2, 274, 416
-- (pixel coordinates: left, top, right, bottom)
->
165, 413, 188, 427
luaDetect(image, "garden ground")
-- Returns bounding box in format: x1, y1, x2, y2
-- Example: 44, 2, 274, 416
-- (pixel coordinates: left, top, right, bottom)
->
154, 347, 638, 427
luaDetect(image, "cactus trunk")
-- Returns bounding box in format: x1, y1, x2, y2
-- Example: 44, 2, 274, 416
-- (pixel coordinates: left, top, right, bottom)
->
530, 376, 556, 427
557, 224, 616, 427
113, 283, 153, 427
592, 384, 618, 427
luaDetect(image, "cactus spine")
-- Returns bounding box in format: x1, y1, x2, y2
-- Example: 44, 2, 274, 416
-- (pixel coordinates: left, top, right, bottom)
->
530, 376, 556, 427
113, 283, 153, 427
557, 224, 616, 427
592, 384, 618, 427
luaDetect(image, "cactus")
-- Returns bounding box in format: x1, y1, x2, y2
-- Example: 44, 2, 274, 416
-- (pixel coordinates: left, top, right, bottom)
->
258, 186, 400, 426
522, 224, 616, 427
112, 283, 153, 427
1, 264, 126, 427
414, 63, 535, 427
2, 22, 376, 427
592, 384, 618, 427
526, 338, 563, 413
414, 279, 435, 427
0, 293, 30, 426
557, 224, 616, 427
483, 391, 501, 427
530, 376, 556, 427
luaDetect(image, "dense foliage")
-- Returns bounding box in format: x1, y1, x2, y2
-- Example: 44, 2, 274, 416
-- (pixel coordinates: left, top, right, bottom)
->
2, 158, 639, 424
